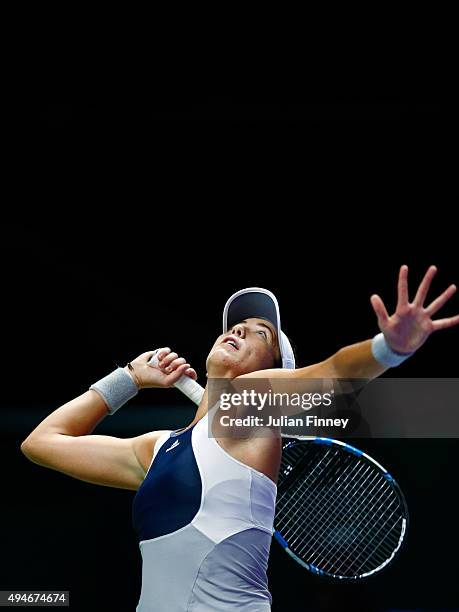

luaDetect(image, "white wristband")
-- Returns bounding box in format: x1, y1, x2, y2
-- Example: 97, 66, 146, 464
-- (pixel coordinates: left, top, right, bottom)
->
89, 367, 139, 415
371, 333, 414, 367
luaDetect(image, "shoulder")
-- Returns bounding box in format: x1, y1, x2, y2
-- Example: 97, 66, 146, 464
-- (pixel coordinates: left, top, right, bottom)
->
131, 430, 172, 476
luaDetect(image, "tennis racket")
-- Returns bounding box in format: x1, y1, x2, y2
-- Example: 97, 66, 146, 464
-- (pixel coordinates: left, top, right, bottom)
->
147, 353, 409, 579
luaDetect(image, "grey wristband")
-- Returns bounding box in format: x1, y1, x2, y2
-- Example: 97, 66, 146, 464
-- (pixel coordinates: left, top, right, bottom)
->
371, 332, 414, 367
89, 367, 139, 415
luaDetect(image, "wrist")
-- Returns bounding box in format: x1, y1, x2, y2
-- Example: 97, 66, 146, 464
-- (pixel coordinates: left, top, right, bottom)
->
125, 364, 142, 390
89, 367, 139, 415
371, 332, 415, 368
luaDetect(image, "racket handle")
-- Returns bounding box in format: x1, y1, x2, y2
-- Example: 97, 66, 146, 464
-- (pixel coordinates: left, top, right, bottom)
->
148, 350, 204, 405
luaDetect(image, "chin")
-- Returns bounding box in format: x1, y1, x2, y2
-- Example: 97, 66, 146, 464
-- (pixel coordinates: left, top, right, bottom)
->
207, 350, 245, 377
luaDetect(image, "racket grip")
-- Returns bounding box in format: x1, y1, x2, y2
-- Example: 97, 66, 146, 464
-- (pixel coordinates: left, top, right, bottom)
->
148, 350, 204, 405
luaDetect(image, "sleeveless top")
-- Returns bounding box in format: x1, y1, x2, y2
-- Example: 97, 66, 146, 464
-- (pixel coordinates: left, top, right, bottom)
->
132, 406, 277, 611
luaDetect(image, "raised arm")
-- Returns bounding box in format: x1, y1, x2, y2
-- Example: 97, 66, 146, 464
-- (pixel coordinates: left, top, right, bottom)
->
328, 264, 458, 380
245, 265, 458, 389
20, 349, 197, 490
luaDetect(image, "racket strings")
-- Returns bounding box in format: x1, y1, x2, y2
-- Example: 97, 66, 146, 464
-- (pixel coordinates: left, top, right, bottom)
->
315, 483, 399, 574
279, 456, 378, 562
286, 467, 398, 574
281, 479, 399, 576
300, 467, 392, 558
282, 475, 402, 576
275, 444, 406, 578
343, 505, 404, 575
290, 462, 375, 552
278, 452, 360, 537
276, 448, 340, 521
277, 447, 369, 537
330, 481, 402, 572
276, 455, 360, 546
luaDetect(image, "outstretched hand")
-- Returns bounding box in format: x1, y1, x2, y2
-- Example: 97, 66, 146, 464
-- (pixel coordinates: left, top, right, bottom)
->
370, 265, 459, 354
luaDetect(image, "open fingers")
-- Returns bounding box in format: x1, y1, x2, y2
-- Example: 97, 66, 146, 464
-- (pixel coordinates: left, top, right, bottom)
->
370, 294, 390, 325
413, 265, 437, 307
432, 313, 459, 331
425, 284, 457, 316
396, 265, 409, 308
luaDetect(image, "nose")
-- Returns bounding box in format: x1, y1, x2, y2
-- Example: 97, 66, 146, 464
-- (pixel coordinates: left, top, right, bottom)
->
231, 323, 246, 338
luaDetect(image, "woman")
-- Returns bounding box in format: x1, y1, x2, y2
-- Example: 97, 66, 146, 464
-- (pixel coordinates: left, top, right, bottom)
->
21, 267, 458, 611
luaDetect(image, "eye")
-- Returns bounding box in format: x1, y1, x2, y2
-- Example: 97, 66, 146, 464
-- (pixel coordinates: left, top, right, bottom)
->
257, 330, 267, 339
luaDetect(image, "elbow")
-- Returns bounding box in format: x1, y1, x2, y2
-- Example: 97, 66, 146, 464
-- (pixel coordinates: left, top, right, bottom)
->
20, 438, 46, 467
21, 426, 59, 458
20, 433, 59, 466
20, 437, 34, 458
20, 435, 43, 461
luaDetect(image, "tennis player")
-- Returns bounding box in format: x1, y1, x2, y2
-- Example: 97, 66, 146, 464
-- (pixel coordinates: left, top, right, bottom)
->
21, 266, 458, 611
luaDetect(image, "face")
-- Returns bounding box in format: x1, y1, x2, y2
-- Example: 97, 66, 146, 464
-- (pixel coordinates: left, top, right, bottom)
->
206, 317, 281, 378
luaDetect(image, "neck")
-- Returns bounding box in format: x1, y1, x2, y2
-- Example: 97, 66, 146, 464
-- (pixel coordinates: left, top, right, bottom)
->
188, 385, 209, 427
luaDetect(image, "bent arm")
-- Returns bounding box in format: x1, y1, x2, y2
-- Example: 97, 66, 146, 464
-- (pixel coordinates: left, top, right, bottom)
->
20, 372, 164, 491
22, 388, 111, 442
20, 350, 197, 490
20, 383, 148, 490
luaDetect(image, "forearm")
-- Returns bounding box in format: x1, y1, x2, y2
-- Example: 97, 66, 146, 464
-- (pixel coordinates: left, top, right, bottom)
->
22, 366, 135, 442
22, 390, 110, 443
331, 339, 389, 381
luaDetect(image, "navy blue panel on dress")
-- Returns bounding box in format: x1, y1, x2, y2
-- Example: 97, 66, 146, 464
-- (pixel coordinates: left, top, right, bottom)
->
132, 426, 202, 542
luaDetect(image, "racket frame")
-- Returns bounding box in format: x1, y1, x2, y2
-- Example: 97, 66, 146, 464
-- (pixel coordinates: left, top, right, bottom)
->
273, 436, 409, 580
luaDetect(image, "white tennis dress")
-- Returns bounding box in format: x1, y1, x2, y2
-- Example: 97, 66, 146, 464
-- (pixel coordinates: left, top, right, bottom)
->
132, 406, 277, 611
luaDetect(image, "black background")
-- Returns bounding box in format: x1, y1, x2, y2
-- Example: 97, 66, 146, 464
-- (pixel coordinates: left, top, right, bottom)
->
1, 95, 458, 611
